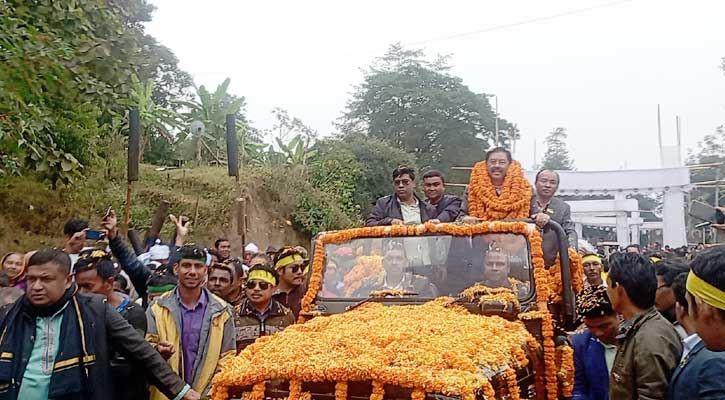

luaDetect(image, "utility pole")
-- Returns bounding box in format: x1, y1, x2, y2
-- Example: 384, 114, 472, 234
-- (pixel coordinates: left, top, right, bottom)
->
657, 104, 663, 167
494, 95, 499, 147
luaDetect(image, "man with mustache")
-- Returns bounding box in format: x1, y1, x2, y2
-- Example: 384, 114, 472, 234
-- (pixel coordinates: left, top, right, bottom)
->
459, 147, 536, 222
366, 165, 437, 226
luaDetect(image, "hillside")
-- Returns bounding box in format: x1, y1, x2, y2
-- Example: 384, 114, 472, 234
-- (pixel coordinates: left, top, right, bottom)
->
0, 165, 309, 255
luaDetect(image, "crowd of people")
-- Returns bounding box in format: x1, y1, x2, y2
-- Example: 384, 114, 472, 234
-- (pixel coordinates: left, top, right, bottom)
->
0, 146, 722, 400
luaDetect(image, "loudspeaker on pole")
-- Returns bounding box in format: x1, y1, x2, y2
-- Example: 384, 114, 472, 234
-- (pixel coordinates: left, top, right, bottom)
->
225, 114, 239, 177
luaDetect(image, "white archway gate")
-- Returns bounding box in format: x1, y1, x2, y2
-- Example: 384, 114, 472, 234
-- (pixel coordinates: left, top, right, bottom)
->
522, 167, 691, 247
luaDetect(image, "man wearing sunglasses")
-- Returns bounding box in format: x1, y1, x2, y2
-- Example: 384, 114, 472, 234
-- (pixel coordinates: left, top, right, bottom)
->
273, 247, 309, 318
234, 264, 295, 352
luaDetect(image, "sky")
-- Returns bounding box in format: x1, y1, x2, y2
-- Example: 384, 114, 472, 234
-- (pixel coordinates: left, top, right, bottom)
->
145, 0, 725, 172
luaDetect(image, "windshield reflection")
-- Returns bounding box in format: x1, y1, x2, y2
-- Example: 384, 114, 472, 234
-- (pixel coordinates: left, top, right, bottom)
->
320, 233, 531, 299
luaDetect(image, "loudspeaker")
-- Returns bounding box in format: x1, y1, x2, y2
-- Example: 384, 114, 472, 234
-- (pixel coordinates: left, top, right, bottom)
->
225, 114, 239, 177
127, 108, 140, 182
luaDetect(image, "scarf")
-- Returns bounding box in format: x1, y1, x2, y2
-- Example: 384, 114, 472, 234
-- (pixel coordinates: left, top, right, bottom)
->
0, 284, 96, 399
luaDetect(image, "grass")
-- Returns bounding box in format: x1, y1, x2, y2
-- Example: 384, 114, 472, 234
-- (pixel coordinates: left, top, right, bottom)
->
0, 164, 310, 254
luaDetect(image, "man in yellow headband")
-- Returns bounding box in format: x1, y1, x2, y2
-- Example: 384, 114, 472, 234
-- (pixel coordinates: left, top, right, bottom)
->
582, 253, 605, 288
273, 246, 309, 318
234, 264, 295, 352
685, 246, 725, 352
667, 247, 725, 399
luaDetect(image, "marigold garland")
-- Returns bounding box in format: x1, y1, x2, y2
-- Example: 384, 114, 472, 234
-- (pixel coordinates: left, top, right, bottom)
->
370, 381, 385, 400
548, 248, 584, 303
335, 381, 348, 400
289, 380, 303, 400
458, 284, 520, 309
556, 344, 575, 398
411, 388, 425, 400
467, 160, 532, 221
212, 299, 538, 399
343, 255, 384, 297
222, 221, 567, 400
504, 367, 521, 400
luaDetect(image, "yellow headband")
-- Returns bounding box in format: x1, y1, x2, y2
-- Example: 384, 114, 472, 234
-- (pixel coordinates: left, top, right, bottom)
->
650, 256, 662, 264
687, 271, 725, 311
275, 254, 304, 269
247, 270, 276, 286
582, 255, 602, 264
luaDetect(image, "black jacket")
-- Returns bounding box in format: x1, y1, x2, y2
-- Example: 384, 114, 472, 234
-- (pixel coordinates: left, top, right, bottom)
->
113, 302, 150, 400
109, 235, 152, 307
0, 293, 187, 400
425, 194, 463, 222
365, 194, 435, 226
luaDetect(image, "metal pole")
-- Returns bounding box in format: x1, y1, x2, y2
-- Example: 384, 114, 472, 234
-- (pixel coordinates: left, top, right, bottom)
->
494, 96, 499, 147
676, 115, 682, 166
123, 181, 133, 237
657, 104, 663, 167
716, 168, 721, 208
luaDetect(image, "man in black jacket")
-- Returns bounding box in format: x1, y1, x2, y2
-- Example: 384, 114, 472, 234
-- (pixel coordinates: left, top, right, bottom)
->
366, 165, 436, 226
74, 248, 151, 400
0, 248, 199, 400
422, 170, 462, 223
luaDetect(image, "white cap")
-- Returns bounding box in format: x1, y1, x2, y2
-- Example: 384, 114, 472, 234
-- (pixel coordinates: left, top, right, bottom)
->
149, 240, 170, 261
244, 243, 259, 254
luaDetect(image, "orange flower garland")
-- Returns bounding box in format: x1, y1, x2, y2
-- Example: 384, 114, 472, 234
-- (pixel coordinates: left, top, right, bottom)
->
370, 381, 385, 400
411, 388, 425, 400
335, 381, 348, 400
548, 248, 584, 303
343, 255, 384, 297
505, 367, 521, 400
557, 345, 575, 398
219, 221, 566, 400
288, 380, 303, 400
467, 160, 532, 221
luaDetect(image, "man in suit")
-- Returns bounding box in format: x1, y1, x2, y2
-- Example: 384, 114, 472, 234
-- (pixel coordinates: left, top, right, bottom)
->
572, 285, 619, 400
668, 247, 725, 399
366, 165, 436, 226
422, 170, 462, 223
532, 169, 578, 267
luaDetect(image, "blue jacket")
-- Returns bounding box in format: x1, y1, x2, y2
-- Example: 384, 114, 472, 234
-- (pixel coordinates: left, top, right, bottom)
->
572, 329, 609, 400
667, 340, 725, 400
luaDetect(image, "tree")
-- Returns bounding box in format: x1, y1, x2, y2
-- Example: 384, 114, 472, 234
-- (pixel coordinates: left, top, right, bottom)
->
339, 43, 516, 175
176, 78, 253, 165
541, 127, 575, 170
688, 125, 725, 208
0, 0, 192, 184
119, 75, 184, 164
313, 134, 417, 216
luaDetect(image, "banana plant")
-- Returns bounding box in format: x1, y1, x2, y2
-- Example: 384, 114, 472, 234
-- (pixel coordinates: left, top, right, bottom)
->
119, 75, 184, 163
275, 135, 318, 166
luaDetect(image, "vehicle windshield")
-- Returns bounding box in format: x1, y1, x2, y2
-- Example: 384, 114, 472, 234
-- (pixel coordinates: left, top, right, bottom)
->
320, 233, 532, 300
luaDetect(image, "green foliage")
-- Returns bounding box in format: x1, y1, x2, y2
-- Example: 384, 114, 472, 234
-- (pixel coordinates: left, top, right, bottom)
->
688, 125, 725, 208
177, 78, 257, 165
339, 43, 516, 175
541, 127, 575, 170
0, 0, 192, 184
313, 135, 417, 217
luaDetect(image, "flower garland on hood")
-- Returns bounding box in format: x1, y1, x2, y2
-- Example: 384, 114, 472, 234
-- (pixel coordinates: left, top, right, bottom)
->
467, 160, 532, 221
212, 222, 568, 400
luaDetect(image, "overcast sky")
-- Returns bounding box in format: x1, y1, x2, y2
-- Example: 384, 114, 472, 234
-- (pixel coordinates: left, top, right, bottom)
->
145, 0, 725, 172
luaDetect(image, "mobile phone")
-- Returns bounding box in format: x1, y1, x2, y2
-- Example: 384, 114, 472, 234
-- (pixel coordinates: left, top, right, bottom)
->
689, 201, 725, 224
86, 230, 107, 241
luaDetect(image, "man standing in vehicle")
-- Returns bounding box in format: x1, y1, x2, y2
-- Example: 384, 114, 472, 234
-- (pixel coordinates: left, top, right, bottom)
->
459, 147, 535, 223
366, 165, 436, 226
532, 169, 578, 266
422, 170, 462, 223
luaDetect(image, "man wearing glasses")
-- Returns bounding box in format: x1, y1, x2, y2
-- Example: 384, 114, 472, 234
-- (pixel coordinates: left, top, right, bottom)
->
235, 264, 295, 352
272, 247, 310, 318
366, 165, 437, 226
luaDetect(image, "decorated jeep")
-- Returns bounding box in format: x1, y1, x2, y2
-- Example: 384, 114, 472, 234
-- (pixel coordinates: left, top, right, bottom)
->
211, 218, 583, 400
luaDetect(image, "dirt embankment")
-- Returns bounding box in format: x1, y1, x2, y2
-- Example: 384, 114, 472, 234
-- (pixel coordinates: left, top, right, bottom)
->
0, 165, 309, 255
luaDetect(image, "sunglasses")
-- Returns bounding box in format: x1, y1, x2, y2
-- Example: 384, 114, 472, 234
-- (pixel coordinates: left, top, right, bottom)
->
284, 264, 305, 274
245, 280, 271, 290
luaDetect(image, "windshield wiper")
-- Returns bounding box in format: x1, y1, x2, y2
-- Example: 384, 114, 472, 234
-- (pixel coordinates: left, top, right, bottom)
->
346, 290, 420, 312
